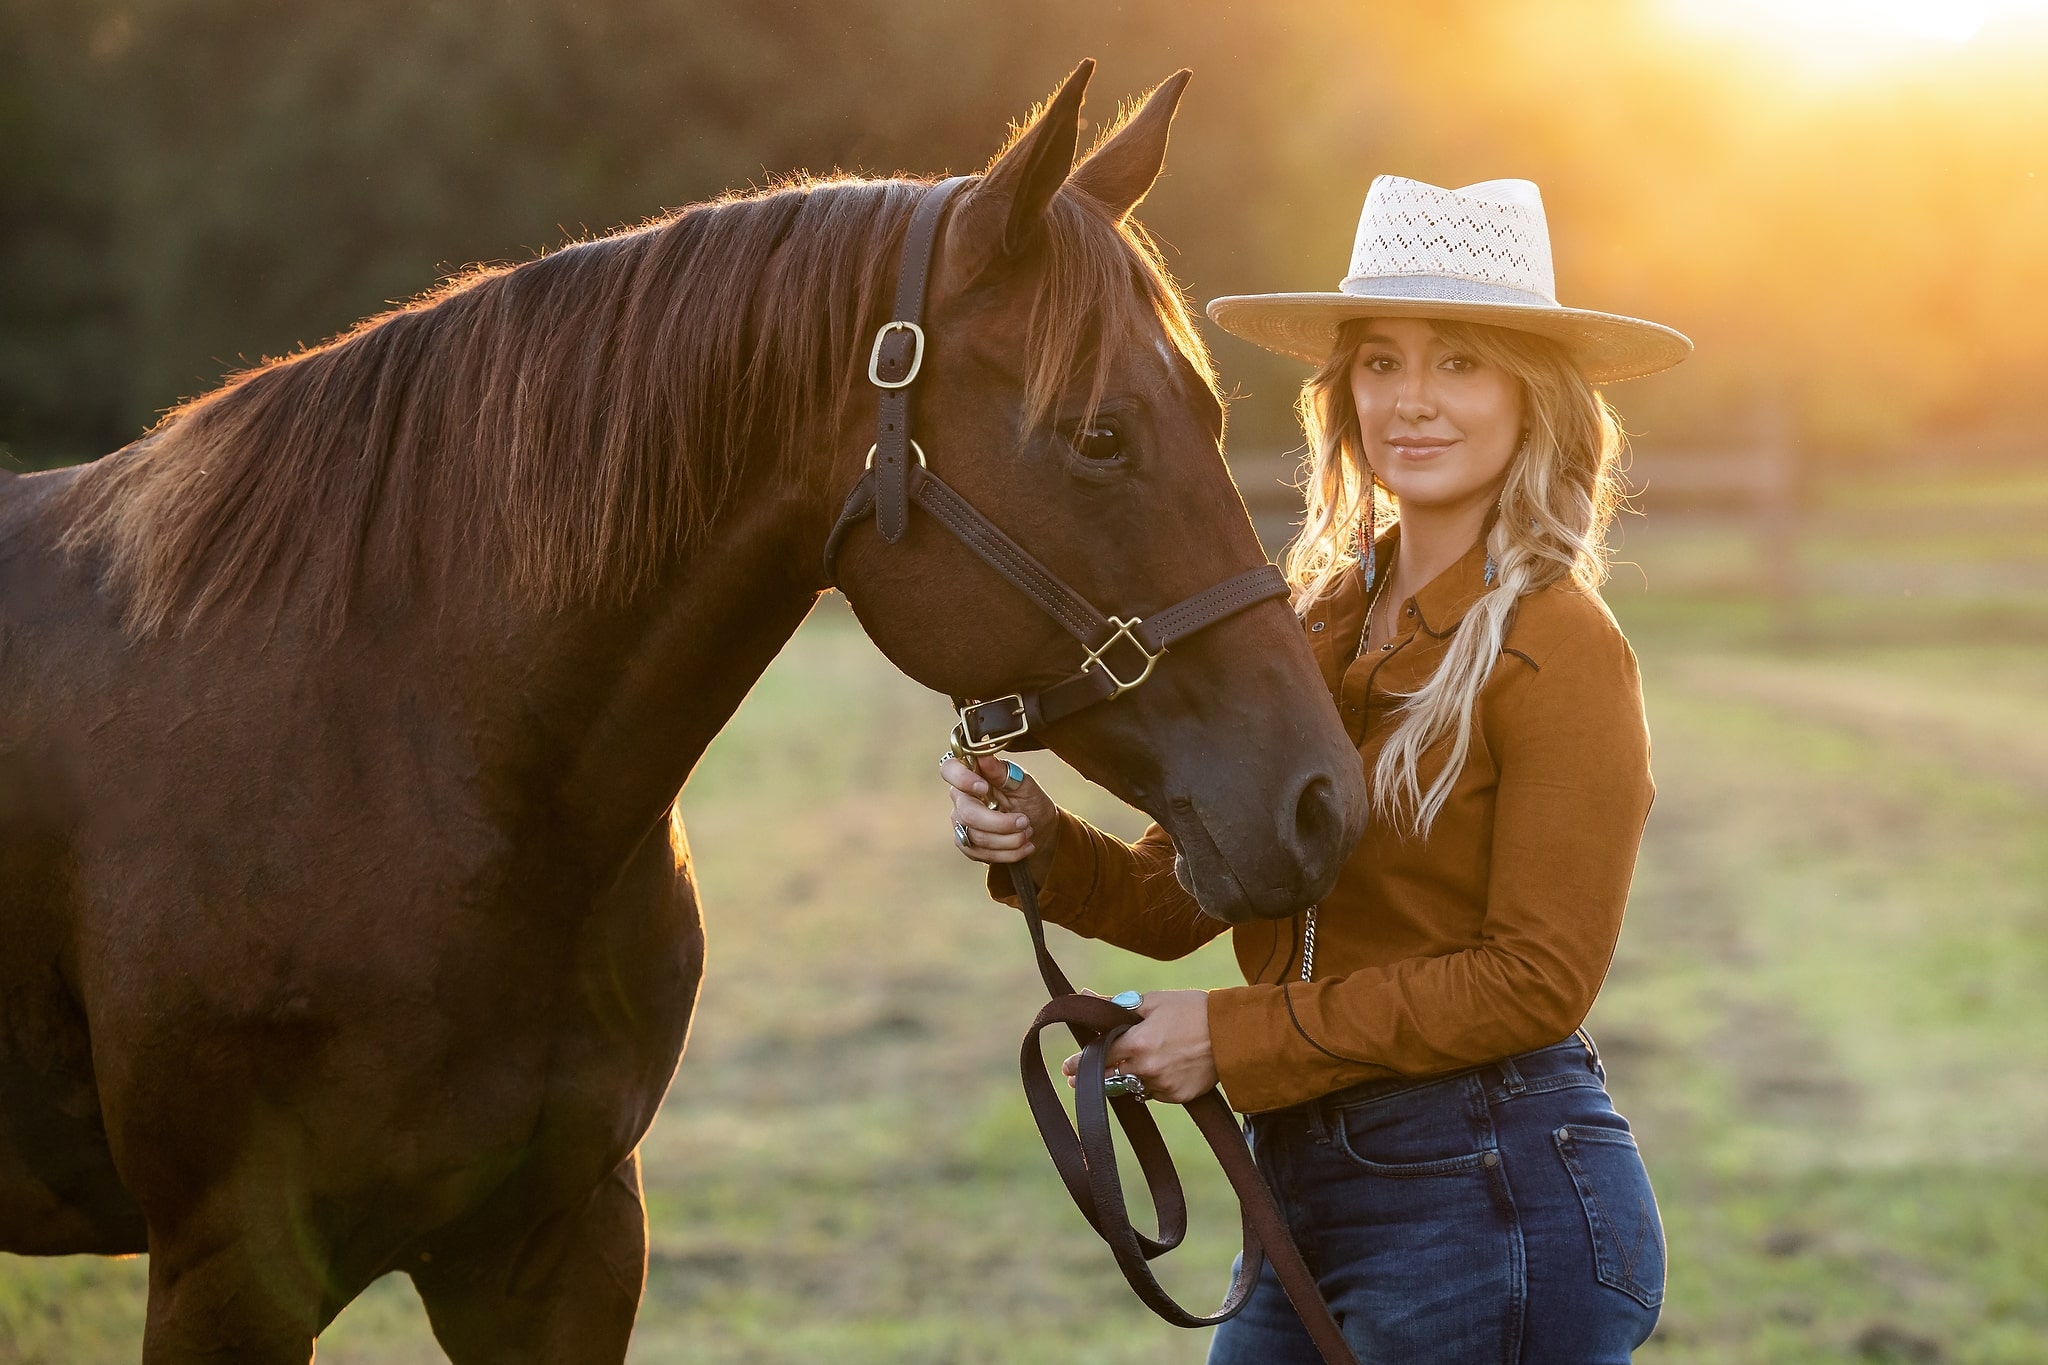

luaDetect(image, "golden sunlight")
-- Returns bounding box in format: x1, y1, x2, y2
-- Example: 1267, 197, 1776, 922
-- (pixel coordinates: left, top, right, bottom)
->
1666, 0, 2048, 67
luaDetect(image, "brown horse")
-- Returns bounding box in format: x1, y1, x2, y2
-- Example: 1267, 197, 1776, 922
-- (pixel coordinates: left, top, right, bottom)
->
0, 62, 1365, 1361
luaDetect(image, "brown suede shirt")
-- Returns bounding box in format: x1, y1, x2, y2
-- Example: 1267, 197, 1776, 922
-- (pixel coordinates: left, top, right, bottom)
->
989, 535, 1655, 1114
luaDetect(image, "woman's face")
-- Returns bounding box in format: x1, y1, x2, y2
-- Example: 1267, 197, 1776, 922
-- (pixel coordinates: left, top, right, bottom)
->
1348, 317, 1524, 516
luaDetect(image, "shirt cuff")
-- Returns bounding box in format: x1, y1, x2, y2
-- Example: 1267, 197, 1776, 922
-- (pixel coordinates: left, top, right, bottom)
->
1206, 982, 1386, 1114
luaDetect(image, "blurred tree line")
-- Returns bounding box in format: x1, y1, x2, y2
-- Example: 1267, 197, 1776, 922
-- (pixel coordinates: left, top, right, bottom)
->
3, 0, 2044, 469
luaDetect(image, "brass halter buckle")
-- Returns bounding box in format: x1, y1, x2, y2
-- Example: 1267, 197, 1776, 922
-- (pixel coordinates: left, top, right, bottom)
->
867, 320, 926, 389
952, 693, 1029, 756
1081, 617, 1163, 699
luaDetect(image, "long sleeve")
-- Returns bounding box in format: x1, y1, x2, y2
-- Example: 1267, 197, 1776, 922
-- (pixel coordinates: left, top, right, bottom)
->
1206, 617, 1655, 1113
986, 807, 1230, 961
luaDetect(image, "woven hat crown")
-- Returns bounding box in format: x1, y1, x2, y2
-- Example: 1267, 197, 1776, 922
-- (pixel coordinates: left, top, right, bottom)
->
1342, 176, 1557, 307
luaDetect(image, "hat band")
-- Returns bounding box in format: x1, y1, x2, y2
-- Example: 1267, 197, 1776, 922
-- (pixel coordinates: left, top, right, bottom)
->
1338, 273, 1556, 309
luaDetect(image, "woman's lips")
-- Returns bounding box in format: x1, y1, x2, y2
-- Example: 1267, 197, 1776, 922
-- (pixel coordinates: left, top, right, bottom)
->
1385, 437, 1458, 456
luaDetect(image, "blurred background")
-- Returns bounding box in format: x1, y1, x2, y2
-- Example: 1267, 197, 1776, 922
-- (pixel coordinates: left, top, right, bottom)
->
2, 1, 2043, 1361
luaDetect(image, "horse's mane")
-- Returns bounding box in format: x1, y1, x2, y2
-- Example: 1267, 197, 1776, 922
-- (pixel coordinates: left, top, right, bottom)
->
59, 168, 1217, 636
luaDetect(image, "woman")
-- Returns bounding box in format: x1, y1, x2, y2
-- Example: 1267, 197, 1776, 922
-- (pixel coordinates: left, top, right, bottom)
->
940, 175, 1691, 1363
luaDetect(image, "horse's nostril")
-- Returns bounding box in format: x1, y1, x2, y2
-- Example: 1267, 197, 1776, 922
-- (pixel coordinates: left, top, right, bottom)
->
1289, 772, 1343, 867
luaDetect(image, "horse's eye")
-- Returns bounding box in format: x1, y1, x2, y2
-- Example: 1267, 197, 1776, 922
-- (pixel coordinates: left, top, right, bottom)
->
1074, 425, 1123, 463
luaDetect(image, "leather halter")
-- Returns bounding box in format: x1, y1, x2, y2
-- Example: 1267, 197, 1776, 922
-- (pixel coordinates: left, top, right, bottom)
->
823, 178, 1359, 1365
821, 176, 1292, 757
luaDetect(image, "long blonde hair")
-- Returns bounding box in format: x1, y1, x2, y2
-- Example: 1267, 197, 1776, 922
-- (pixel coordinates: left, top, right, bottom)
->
1282, 317, 1628, 837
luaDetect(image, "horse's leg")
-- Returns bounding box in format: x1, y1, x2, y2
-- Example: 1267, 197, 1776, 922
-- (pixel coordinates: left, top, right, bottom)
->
411, 1153, 649, 1365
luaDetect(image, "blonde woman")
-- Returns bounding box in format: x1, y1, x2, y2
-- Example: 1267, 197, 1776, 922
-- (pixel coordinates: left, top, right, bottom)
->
941, 176, 1691, 1362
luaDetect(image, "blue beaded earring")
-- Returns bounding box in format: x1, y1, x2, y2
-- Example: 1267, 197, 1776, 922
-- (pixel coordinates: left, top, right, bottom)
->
1356, 471, 1378, 591
1484, 436, 1526, 590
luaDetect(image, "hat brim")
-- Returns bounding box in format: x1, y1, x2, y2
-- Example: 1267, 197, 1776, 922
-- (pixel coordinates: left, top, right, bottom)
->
1205, 292, 1692, 384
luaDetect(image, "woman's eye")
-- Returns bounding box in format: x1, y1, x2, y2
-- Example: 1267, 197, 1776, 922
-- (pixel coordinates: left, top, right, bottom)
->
1074, 425, 1123, 462
1363, 354, 1398, 374
1442, 354, 1477, 372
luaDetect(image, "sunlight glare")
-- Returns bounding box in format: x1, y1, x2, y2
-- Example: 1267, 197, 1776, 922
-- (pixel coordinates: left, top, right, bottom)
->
1666, 0, 2048, 68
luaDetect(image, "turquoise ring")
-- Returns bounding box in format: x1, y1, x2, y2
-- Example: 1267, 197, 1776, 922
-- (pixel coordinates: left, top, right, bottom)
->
1003, 760, 1025, 789
1111, 990, 1142, 1011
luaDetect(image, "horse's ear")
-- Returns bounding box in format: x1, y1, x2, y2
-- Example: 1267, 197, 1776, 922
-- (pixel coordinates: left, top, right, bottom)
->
1069, 70, 1191, 222
944, 59, 1093, 283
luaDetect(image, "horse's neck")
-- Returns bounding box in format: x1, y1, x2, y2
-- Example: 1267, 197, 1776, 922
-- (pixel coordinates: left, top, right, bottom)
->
455, 482, 832, 870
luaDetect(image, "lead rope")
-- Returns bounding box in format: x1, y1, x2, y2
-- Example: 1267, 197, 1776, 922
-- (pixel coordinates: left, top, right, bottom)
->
977, 787, 1360, 1365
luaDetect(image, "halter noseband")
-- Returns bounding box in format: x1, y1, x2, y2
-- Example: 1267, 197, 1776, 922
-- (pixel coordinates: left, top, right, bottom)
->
822, 176, 1291, 756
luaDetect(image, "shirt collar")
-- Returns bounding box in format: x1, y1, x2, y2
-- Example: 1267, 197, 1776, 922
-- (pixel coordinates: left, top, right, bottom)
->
1300, 527, 1494, 647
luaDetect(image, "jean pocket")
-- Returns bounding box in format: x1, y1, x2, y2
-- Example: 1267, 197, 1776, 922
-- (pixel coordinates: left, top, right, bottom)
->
1553, 1124, 1665, 1309
1331, 1079, 1493, 1176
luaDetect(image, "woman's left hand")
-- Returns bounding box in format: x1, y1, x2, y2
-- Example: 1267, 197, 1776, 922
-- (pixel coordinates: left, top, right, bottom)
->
1061, 989, 1218, 1104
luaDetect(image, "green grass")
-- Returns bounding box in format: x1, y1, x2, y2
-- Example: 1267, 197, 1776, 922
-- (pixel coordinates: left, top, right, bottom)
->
4, 571, 2045, 1362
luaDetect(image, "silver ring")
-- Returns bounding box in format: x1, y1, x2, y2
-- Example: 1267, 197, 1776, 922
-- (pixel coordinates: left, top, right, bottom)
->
952, 821, 972, 849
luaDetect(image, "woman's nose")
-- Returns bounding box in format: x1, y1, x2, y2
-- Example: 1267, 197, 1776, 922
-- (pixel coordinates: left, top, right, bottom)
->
1394, 370, 1437, 421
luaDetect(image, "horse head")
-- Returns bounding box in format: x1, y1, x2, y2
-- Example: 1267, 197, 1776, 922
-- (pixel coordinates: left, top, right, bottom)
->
829, 62, 1368, 924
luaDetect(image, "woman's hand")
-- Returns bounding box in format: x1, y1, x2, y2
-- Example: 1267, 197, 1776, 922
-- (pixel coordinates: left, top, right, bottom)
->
1060, 989, 1218, 1105
939, 752, 1060, 888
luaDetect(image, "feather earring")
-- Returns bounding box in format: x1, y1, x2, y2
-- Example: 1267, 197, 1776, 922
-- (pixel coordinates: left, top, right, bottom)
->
1484, 436, 1527, 590
1356, 471, 1378, 591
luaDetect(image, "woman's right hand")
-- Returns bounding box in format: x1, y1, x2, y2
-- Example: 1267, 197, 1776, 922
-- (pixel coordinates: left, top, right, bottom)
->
939, 752, 1060, 889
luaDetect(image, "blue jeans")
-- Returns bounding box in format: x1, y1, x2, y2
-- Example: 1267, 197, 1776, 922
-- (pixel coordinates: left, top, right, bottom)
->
1207, 1033, 1663, 1365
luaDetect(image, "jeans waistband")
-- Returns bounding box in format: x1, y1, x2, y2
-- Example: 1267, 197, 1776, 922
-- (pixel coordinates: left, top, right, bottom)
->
1286, 1029, 1606, 1122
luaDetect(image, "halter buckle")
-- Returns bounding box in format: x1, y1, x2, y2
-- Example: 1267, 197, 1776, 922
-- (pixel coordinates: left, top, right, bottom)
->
953, 694, 1030, 754
868, 320, 926, 389
1082, 617, 1163, 699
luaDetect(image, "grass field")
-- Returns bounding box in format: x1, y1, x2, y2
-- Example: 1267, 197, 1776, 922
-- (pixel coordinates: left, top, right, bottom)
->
3, 495, 2045, 1362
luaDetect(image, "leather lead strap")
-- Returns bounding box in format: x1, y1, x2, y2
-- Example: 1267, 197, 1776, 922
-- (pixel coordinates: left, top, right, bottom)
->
872, 176, 971, 542
1012, 864, 1359, 1363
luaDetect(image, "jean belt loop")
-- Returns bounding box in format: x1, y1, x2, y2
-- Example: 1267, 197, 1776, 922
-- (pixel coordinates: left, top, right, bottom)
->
1496, 1053, 1527, 1096
1574, 1027, 1606, 1083
1305, 1095, 1331, 1146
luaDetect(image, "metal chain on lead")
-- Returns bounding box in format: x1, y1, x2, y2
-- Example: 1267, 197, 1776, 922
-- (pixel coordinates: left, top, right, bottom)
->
1300, 907, 1318, 981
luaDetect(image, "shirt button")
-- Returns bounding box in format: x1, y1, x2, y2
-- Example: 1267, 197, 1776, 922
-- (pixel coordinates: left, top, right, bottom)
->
1310, 621, 1326, 633
1381, 642, 1394, 651
1404, 605, 1416, 617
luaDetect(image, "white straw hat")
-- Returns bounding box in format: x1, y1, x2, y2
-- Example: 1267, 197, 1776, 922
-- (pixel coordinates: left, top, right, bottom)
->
1207, 175, 1692, 383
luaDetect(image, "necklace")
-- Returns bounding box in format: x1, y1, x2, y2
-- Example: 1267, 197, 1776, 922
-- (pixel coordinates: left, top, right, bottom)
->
1302, 559, 1399, 982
